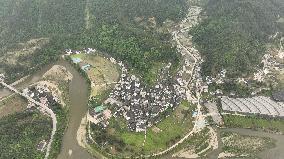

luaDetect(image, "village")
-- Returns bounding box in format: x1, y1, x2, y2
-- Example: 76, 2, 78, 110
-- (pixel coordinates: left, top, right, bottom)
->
62, 4, 218, 157
1, 0, 284, 158
106, 62, 185, 132
1, 2, 283, 158
66, 48, 186, 132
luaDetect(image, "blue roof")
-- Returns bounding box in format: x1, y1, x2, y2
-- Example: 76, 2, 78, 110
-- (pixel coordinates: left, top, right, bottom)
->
95, 105, 106, 113
81, 64, 91, 71
71, 57, 82, 64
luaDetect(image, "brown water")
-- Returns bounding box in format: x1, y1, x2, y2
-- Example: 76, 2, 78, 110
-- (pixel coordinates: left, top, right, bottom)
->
0, 60, 94, 159
56, 61, 93, 159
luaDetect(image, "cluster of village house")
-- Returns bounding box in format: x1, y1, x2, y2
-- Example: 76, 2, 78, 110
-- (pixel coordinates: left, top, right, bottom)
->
66, 49, 187, 132
66, 48, 97, 71
23, 83, 61, 152
22, 84, 59, 110
203, 41, 284, 97
104, 61, 186, 132
0, 74, 4, 82
64, 48, 96, 57
1, 74, 53, 152
88, 104, 112, 127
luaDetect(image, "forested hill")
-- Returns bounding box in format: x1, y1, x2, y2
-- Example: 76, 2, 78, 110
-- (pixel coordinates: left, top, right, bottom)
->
0, 0, 188, 84
191, 0, 284, 78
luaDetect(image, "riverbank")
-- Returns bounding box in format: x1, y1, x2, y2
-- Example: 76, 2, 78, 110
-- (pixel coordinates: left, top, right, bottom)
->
221, 128, 284, 159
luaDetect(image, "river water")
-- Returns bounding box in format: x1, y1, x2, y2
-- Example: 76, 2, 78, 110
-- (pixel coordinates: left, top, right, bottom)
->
56, 61, 93, 159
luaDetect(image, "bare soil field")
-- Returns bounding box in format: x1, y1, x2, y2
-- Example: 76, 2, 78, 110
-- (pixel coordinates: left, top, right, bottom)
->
0, 94, 28, 118
43, 65, 73, 82
220, 131, 275, 158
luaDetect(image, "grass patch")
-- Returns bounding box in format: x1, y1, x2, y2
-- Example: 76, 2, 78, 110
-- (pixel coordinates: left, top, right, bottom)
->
223, 115, 284, 133
169, 127, 210, 159
0, 94, 27, 118
70, 53, 85, 59
144, 62, 166, 86
71, 53, 120, 97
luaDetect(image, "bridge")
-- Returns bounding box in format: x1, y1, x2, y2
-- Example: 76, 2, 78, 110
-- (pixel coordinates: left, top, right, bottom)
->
0, 79, 57, 159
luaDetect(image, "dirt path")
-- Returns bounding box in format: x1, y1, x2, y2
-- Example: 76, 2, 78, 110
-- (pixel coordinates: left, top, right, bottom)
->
85, 0, 91, 30
198, 127, 218, 155
10, 75, 30, 86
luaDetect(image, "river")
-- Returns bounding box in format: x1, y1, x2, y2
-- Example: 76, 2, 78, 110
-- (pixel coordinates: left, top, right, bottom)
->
0, 60, 94, 159
56, 61, 93, 159
1, 61, 284, 159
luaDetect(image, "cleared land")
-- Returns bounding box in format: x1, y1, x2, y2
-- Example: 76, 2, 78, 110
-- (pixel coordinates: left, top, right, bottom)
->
173, 127, 210, 158
43, 65, 73, 82
0, 94, 27, 118
220, 131, 275, 158
70, 54, 120, 96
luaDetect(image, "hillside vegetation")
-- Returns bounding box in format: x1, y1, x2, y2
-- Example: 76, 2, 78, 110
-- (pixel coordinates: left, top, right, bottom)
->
0, 111, 52, 159
191, 0, 284, 78
0, 0, 188, 84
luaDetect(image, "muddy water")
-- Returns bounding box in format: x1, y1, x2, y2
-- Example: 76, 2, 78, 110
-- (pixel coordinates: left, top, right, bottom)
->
0, 60, 94, 159
56, 61, 93, 159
